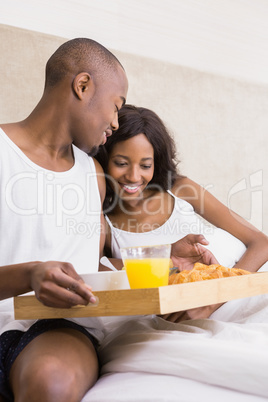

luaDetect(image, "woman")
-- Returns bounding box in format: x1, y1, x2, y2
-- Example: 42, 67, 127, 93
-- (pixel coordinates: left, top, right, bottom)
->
96, 105, 268, 320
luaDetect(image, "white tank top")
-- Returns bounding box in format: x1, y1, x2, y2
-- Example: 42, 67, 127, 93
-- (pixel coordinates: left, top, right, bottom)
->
105, 190, 246, 268
0, 128, 104, 341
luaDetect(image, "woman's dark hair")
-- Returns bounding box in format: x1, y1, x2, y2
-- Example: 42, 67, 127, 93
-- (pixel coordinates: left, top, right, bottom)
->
95, 104, 183, 211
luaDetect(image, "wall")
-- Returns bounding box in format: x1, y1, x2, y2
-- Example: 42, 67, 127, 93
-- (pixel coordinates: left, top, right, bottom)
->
1, 0, 268, 85
0, 23, 268, 235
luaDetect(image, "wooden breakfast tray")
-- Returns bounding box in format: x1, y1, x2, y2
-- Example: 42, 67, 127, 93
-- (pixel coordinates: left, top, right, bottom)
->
14, 271, 268, 319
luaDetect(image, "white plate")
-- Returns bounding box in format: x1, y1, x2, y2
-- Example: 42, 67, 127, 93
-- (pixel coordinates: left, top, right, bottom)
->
81, 271, 130, 291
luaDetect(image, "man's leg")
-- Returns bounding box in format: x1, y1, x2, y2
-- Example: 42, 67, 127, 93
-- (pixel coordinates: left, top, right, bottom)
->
9, 328, 99, 402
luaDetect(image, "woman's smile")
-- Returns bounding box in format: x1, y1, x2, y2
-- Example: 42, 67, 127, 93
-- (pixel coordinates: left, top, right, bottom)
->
119, 183, 142, 194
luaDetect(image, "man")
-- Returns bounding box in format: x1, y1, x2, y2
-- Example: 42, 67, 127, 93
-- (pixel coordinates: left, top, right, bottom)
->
0, 38, 128, 402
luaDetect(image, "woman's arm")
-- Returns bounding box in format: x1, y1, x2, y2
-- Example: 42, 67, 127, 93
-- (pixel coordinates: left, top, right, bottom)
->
98, 221, 124, 271
172, 177, 268, 272
93, 158, 125, 272
93, 158, 107, 260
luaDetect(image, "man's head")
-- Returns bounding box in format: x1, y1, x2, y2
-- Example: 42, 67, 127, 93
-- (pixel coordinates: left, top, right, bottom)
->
45, 38, 124, 89
44, 38, 128, 155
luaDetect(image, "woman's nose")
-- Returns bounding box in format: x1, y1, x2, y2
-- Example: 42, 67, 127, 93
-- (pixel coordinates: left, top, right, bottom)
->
125, 166, 141, 182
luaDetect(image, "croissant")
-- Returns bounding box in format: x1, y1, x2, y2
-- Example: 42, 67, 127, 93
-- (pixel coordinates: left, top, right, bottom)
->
169, 263, 251, 285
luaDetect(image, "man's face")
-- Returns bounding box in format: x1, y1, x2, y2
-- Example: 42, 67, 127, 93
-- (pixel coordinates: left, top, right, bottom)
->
72, 65, 128, 155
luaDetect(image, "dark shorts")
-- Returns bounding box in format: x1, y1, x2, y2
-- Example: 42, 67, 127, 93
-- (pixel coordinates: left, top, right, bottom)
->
0, 319, 99, 401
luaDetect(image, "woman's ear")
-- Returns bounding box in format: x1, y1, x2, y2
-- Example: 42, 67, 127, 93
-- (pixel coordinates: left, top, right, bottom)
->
72, 72, 92, 100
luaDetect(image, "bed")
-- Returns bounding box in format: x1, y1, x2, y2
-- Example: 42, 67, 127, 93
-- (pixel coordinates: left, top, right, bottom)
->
81, 236, 268, 402
82, 282, 268, 401
1, 23, 268, 402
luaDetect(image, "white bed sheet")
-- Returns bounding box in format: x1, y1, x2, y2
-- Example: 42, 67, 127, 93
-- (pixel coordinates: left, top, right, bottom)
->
83, 262, 268, 401
83, 372, 268, 402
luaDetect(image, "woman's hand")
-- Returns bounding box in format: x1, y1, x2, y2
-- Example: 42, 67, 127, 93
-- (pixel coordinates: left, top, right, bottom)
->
160, 303, 223, 323
171, 234, 218, 271
165, 235, 221, 322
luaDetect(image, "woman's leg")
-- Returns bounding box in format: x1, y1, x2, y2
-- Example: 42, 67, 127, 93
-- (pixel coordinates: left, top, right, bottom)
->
9, 328, 99, 402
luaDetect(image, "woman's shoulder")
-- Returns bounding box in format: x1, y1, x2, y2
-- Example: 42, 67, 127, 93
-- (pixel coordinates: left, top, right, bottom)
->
170, 177, 209, 214
171, 177, 204, 199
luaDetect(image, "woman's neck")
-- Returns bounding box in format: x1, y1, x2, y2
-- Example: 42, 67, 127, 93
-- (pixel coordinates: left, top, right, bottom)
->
107, 189, 175, 233
116, 188, 160, 213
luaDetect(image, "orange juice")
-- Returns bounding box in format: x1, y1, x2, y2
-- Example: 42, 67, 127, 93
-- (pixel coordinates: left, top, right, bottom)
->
124, 258, 170, 288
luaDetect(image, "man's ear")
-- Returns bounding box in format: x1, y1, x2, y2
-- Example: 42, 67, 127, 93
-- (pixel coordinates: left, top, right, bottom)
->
72, 72, 93, 100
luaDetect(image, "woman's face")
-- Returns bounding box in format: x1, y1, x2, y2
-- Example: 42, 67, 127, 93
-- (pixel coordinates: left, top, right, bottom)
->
107, 133, 154, 202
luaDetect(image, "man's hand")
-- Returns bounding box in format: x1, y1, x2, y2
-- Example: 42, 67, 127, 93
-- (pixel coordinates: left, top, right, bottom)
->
30, 261, 97, 308
171, 234, 218, 271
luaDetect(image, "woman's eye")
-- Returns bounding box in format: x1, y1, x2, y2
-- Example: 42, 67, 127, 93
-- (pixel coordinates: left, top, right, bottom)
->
142, 165, 152, 169
114, 161, 127, 167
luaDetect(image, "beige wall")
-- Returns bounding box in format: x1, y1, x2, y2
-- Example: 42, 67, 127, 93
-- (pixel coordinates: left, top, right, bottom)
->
1, 0, 268, 85
1, 23, 268, 234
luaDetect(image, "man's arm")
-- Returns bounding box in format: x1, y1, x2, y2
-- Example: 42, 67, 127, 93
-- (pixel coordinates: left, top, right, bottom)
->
0, 261, 96, 308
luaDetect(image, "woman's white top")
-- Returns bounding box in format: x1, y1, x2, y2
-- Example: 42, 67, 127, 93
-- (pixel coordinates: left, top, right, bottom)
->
0, 128, 104, 341
105, 190, 246, 268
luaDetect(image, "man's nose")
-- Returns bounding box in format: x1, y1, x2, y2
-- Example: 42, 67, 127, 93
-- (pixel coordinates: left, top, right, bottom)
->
111, 113, 119, 131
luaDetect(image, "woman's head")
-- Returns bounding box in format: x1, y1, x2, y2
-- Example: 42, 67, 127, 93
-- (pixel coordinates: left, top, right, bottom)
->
96, 104, 181, 210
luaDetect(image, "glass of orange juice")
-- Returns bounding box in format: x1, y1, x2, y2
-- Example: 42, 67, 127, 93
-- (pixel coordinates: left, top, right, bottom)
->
120, 244, 171, 289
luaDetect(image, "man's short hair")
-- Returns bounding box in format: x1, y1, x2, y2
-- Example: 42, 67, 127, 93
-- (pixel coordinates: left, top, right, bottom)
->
45, 37, 123, 88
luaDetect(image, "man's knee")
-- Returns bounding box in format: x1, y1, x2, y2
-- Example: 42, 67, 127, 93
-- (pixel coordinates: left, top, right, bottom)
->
13, 355, 91, 402
9, 327, 99, 402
